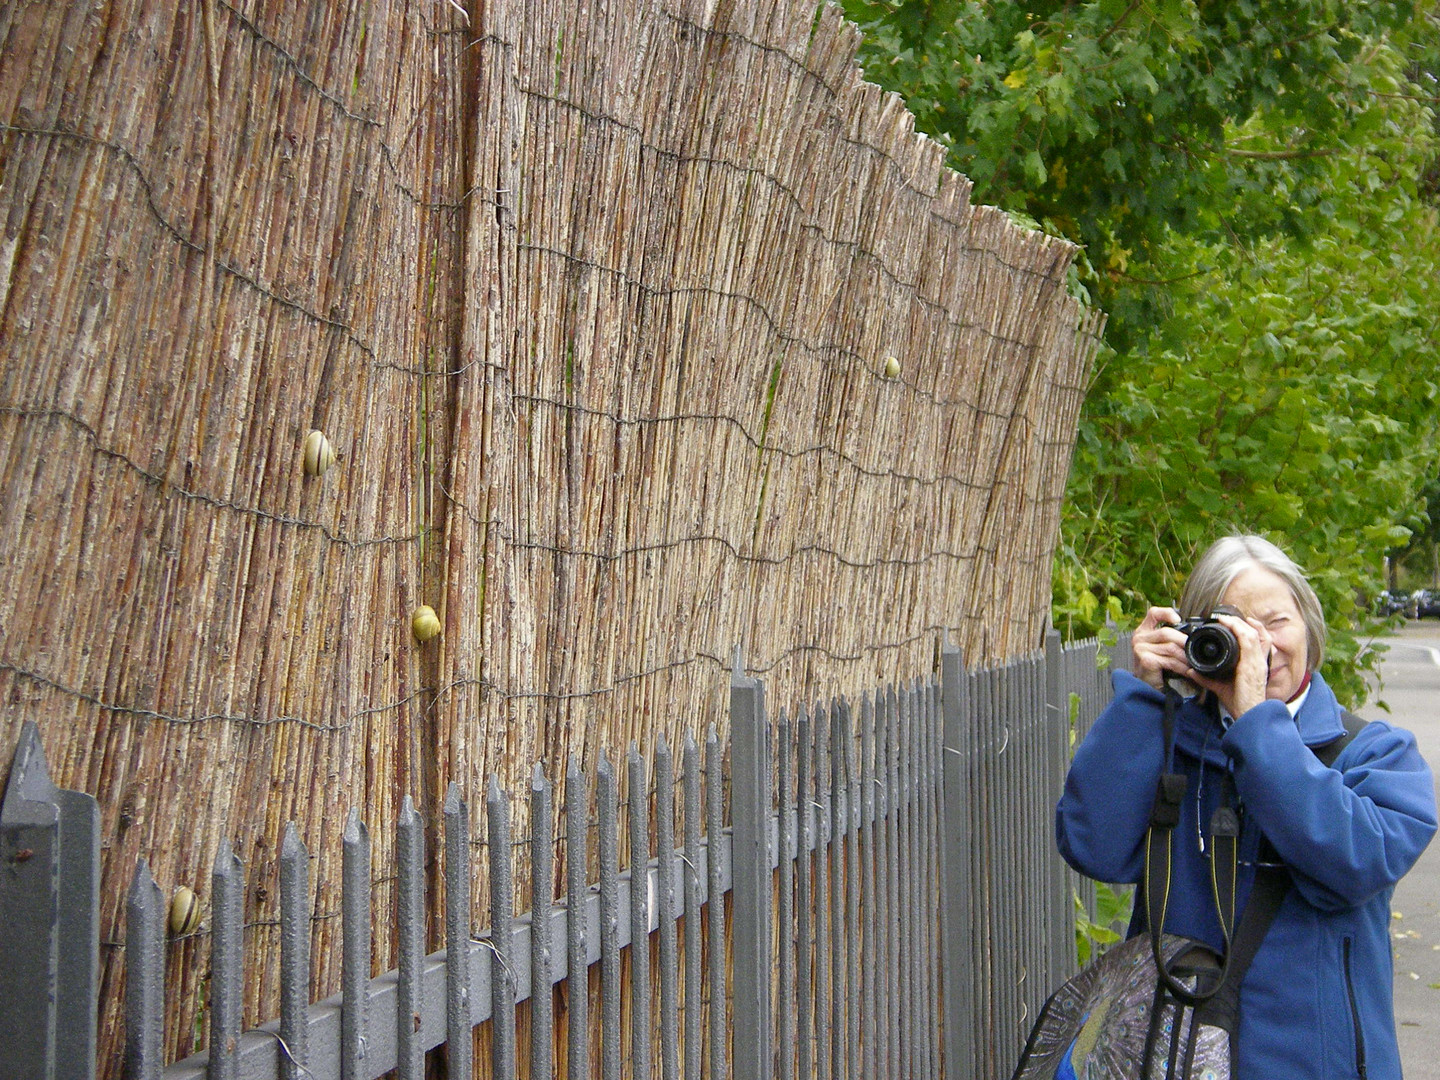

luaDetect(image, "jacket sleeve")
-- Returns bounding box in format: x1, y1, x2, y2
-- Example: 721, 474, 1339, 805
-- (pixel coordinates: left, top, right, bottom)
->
1055, 670, 1170, 884
1222, 705, 1438, 911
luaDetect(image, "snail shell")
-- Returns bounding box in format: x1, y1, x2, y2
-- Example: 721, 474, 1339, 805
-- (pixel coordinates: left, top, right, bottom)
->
169, 885, 202, 936
412, 605, 441, 643
302, 430, 337, 477
882, 355, 901, 379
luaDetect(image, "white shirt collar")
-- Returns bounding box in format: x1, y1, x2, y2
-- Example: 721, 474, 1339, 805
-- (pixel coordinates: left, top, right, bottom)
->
1285, 682, 1311, 718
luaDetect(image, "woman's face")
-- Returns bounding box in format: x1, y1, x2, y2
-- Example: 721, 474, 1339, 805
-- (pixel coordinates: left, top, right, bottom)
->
1221, 565, 1310, 702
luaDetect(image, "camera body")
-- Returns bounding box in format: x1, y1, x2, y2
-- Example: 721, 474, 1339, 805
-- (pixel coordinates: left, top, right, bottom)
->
1173, 606, 1242, 678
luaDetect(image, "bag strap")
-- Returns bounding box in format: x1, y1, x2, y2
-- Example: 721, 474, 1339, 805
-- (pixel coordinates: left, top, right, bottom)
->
1317, 709, 1367, 768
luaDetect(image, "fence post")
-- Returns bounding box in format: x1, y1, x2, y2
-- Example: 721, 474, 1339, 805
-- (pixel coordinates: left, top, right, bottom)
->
598, 752, 623, 1080
396, 796, 426, 1080
279, 822, 310, 1080
730, 651, 772, 1080
341, 809, 371, 1080
1044, 627, 1072, 988
449, 782, 477, 1080
939, 638, 972, 1079
211, 839, 245, 1080
125, 861, 165, 1080
0, 721, 100, 1080
705, 727, 727, 1080
626, 745, 652, 1080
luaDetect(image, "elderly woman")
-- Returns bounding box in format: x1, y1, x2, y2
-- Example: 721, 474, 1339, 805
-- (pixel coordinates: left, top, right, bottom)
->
1058, 535, 1436, 1079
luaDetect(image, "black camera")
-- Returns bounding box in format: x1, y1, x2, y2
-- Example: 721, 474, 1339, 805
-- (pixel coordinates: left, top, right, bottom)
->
1173, 605, 1242, 678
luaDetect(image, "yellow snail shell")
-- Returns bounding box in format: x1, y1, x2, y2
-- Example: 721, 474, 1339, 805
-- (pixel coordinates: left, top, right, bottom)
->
412, 605, 441, 643
169, 885, 202, 936
302, 430, 337, 477
882, 355, 901, 379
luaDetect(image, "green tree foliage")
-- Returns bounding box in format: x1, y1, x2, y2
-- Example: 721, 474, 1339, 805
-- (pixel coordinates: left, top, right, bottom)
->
840, 0, 1440, 702
1388, 474, 1440, 587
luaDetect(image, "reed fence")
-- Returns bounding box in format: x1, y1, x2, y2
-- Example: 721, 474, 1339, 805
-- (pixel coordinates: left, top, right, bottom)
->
0, 0, 1103, 1069
1, 632, 1130, 1079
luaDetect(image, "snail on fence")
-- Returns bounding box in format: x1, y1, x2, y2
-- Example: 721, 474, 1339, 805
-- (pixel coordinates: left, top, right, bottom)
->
302, 430, 337, 478
169, 885, 202, 936
412, 605, 441, 644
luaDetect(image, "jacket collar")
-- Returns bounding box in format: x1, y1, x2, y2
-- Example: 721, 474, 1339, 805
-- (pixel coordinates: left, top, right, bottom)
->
1292, 669, 1347, 748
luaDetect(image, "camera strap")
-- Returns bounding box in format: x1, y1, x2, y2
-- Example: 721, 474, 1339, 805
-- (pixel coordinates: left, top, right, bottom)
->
1144, 678, 1239, 1007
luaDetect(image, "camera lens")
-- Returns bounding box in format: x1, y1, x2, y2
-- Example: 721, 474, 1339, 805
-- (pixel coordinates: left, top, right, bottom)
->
1185, 624, 1239, 677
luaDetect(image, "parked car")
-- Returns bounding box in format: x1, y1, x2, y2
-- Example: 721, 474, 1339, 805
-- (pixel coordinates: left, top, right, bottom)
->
1412, 588, 1440, 618
1374, 590, 1412, 617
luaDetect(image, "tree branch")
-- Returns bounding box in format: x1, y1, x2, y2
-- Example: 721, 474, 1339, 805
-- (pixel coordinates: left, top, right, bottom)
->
1111, 267, 1215, 286
1219, 146, 1340, 160
1095, 0, 1145, 48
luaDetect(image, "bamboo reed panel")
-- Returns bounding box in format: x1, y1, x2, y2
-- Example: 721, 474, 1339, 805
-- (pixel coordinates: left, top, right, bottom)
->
0, 0, 1100, 1072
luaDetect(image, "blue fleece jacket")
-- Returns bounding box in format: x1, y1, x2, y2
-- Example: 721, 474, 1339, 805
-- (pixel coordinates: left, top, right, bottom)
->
1057, 669, 1436, 1080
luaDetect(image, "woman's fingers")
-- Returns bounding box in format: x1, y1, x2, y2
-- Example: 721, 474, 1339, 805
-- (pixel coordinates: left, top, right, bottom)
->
1132, 606, 1189, 689
1138, 606, 1182, 631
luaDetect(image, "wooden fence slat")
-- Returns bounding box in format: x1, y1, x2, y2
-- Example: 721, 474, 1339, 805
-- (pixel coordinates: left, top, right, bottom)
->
884, 686, 901, 1080
827, 700, 847, 1080
566, 762, 590, 1080
657, 738, 679, 1080
599, 753, 622, 1080
815, 701, 833, 1080
729, 663, 770, 1080
682, 736, 703, 1080
925, 681, 942, 1080
627, 745, 652, 1080
704, 727, 726, 1080
899, 686, 915, 1080
860, 692, 878, 1080
531, 766, 555, 1080
842, 699, 862, 1080
777, 715, 794, 1080
796, 707, 814, 1080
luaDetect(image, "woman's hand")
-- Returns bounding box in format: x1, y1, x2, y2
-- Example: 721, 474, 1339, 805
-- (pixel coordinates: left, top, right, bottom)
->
1131, 606, 1189, 691
1187, 612, 1272, 719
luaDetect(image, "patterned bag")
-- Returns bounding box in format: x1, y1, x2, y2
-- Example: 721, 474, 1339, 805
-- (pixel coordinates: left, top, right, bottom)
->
1012, 931, 1235, 1080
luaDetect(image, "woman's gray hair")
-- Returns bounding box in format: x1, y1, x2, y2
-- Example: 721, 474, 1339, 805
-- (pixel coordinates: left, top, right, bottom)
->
1177, 535, 1327, 671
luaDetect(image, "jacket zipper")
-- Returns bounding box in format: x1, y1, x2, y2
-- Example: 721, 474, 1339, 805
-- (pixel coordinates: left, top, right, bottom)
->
1344, 937, 1368, 1080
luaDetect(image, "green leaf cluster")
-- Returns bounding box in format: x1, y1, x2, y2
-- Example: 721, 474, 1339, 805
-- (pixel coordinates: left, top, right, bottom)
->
1075, 882, 1133, 966
841, 0, 1440, 702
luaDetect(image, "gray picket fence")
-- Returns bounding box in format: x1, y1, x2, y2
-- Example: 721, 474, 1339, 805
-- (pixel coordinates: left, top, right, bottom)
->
0, 632, 1127, 1080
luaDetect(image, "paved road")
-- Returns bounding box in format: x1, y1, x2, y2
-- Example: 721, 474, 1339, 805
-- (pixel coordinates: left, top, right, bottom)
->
1364, 622, 1440, 1079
